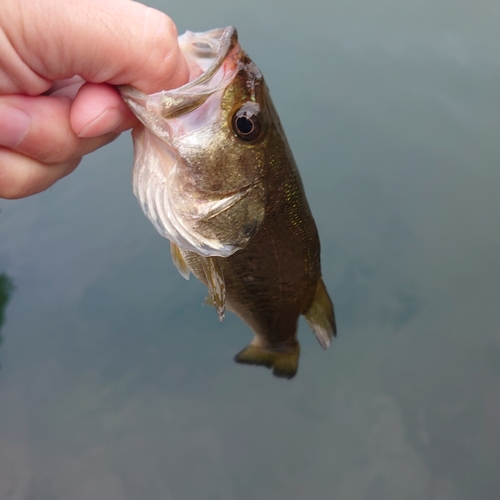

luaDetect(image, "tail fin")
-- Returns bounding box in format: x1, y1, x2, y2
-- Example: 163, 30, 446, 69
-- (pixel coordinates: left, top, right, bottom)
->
234, 343, 300, 379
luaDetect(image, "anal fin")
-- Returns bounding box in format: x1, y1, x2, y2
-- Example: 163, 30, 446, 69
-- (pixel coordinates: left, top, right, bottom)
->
304, 278, 336, 349
234, 343, 300, 379
170, 242, 190, 280
200, 256, 226, 322
204, 294, 234, 314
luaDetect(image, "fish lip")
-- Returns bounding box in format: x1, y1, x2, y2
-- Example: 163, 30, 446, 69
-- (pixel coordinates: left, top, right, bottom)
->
118, 26, 238, 104
177, 26, 238, 91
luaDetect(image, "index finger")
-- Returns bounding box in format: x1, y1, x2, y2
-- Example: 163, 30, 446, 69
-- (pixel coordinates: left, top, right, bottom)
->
0, 0, 189, 95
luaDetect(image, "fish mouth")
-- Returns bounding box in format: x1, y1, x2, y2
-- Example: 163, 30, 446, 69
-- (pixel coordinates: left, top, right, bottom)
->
177, 27, 238, 92
119, 27, 240, 131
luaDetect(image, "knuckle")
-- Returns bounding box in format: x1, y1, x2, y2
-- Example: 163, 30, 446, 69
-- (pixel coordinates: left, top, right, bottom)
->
0, 187, 25, 200
38, 133, 74, 164
0, 156, 28, 199
0, 153, 81, 200
0, 176, 30, 199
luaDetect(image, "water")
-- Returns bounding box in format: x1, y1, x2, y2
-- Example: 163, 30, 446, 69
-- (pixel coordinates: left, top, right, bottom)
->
1, 1, 500, 498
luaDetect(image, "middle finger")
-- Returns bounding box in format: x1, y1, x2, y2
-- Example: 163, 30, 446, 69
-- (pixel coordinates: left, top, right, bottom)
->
0, 94, 121, 164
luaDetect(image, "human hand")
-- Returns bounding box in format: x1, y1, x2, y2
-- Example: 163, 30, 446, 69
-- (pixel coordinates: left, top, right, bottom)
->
0, 0, 188, 199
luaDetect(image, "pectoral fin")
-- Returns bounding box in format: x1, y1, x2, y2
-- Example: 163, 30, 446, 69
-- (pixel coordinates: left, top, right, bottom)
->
234, 342, 300, 379
200, 256, 226, 322
170, 242, 190, 280
304, 278, 336, 349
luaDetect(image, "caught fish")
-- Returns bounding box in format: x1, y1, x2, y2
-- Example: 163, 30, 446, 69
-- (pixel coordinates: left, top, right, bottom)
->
120, 27, 336, 379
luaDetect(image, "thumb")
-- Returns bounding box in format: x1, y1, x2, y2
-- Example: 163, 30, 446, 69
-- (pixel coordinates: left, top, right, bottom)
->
0, 0, 188, 95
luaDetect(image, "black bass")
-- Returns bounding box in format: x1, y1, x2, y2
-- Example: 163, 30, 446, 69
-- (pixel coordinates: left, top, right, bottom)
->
120, 27, 336, 378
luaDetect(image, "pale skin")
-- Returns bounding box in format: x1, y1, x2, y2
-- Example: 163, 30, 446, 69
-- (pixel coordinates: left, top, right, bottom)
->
0, 0, 189, 199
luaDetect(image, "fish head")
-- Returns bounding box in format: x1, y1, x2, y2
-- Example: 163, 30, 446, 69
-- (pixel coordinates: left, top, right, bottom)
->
120, 27, 278, 258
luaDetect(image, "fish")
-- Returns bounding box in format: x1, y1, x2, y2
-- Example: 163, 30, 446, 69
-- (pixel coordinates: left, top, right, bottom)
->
119, 27, 336, 379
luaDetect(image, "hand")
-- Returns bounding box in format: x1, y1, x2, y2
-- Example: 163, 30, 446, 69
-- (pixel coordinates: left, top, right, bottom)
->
0, 0, 188, 199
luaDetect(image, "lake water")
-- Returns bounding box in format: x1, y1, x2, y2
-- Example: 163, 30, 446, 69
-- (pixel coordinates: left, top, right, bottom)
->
1, 1, 500, 498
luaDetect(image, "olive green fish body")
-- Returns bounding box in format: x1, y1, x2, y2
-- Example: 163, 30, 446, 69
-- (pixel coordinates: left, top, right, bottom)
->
176, 109, 335, 378
182, 151, 320, 338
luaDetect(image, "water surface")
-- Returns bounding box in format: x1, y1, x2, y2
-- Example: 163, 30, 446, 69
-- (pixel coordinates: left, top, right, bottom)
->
1, 1, 500, 498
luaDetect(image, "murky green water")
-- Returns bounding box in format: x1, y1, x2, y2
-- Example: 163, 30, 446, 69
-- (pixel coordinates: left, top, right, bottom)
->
1, 1, 500, 498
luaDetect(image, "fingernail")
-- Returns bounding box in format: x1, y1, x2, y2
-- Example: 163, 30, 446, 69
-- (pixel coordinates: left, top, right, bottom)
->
0, 104, 31, 147
77, 107, 123, 138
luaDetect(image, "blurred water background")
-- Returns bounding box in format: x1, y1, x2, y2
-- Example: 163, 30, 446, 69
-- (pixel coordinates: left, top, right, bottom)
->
1, 0, 500, 498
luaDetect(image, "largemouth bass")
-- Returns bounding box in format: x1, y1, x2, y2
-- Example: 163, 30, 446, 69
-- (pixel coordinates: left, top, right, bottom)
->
120, 27, 336, 379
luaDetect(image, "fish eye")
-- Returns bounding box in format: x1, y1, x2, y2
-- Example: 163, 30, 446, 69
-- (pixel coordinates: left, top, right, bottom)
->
232, 108, 261, 142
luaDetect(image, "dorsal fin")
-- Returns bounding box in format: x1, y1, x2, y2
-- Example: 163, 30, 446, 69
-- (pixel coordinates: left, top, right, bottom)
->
200, 256, 226, 322
304, 278, 336, 349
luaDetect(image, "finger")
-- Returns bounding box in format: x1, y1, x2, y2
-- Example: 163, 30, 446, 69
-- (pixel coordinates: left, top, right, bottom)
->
0, 147, 81, 199
0, 94, 121, 163
70, 82, 137, 138
1, 0, 189, 95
